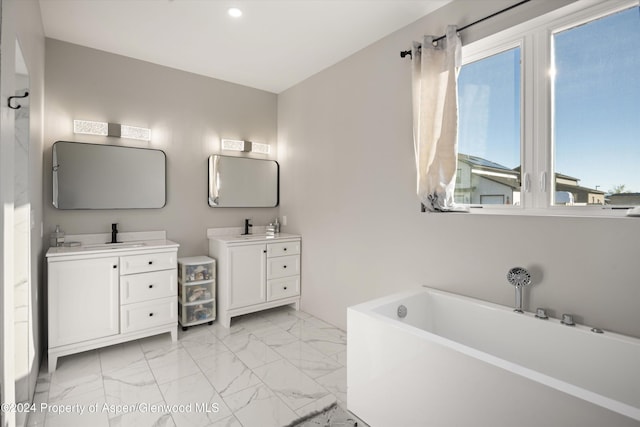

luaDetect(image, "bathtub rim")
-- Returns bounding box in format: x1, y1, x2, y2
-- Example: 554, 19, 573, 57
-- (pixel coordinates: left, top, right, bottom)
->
347, 286, 640, 422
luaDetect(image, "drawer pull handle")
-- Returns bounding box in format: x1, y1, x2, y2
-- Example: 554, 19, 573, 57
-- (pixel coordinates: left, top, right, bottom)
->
148, 261, 153, 265
284, 286, 288, 290
149, 313, 154, 317
113, 265, 117, 269
148, 284, 154, 289
283, 265, 287, 269
283, 247, 287, 251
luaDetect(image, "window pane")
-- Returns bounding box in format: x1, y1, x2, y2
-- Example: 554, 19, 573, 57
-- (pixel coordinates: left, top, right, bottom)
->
553, 7, 640, 206
457, 47, 521, 206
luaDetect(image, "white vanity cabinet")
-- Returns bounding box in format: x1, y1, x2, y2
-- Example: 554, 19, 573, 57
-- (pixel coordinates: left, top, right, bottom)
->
46, 238, 179, 372
209, 234, 301, 327
48, 256, 120, 348
228, 244, 267, 309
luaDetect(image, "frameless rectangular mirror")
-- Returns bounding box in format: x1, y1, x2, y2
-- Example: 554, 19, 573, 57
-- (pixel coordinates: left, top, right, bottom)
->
208, 155, 279, 207
52, 141, 166, 209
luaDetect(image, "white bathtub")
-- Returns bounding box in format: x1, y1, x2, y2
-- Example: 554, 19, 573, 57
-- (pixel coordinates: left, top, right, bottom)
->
347, 287, 640, 427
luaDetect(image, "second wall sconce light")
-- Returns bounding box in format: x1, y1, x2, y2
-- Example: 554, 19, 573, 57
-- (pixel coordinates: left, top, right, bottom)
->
221, 138, 270, 154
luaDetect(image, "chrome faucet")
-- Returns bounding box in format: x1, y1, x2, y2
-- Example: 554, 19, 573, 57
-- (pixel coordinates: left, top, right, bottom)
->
507, 267, 532, 313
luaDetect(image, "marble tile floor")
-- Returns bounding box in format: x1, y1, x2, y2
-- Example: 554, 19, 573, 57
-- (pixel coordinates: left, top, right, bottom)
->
27, 306, 350, 427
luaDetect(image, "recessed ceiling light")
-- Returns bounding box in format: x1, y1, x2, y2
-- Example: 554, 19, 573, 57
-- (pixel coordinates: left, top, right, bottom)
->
228, 8, 242, 18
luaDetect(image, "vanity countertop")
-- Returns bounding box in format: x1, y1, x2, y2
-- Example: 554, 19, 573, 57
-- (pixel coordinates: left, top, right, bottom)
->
46, 239, 179, 258
46, 230, 179, 258
208, 233, 301, 244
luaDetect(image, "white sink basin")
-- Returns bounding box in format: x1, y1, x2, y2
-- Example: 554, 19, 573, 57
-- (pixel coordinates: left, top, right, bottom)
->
83, 242, 147, 250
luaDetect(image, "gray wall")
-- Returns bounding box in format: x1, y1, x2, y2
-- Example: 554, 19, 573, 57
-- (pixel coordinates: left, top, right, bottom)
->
278, 0, 640, 338
44, 39, 279, 257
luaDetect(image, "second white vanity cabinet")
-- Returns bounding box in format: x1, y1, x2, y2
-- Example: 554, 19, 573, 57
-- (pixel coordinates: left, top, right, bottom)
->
47, 235, 179, 372
228, 244, 267, 309
209, 233, 301, 327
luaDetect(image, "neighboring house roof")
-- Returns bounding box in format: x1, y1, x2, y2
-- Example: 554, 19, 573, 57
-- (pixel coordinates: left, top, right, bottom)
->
458, 154, 513, 172
556, 182, 606, 195
555, 171, 581, 182
608, 192, 640, 198
461, 154, 603, 195
458, 153, 519, 190
457, 153, 520, 191
607, 193, 640, 206
481, 175, 521, 190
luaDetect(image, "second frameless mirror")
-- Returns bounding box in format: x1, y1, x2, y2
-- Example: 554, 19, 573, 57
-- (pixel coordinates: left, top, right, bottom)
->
208, 155, 279, 207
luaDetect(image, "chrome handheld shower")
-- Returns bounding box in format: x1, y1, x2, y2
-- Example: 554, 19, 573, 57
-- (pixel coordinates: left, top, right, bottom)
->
507, 267, 531, 313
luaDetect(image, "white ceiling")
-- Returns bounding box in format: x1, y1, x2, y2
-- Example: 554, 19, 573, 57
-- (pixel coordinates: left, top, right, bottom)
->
39, 0, 451, 93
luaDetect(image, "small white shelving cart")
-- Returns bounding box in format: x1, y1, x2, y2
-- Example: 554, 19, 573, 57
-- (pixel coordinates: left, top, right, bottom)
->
178, 256, 216, 330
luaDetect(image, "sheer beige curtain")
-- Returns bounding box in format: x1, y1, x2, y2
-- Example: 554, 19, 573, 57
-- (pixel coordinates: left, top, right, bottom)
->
411, 26, 467, 212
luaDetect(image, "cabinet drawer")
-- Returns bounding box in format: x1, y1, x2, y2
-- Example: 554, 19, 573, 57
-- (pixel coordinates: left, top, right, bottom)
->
179, 280, 215, 304
121, 270, 177, 305
267, 276, 300, 301
120, 251, 176, 275
121, 297, 176, 333
267, 241, 300, 258
178, 258, 215, 283
179, 300, 216, 325
267, 255, 300, 279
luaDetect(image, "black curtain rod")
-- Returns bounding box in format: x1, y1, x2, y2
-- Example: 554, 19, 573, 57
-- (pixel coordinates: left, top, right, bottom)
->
400, 0, 531, 58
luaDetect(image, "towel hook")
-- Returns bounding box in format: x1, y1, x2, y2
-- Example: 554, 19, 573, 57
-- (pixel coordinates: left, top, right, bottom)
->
8, 91, 29, 110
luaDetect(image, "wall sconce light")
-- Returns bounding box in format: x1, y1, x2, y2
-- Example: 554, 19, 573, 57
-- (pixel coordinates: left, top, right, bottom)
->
73, 119, 151, 142
251, 142, 271, 154
221, 138, 250, 152
221, 138, 270, 154
121, 125, 151, 141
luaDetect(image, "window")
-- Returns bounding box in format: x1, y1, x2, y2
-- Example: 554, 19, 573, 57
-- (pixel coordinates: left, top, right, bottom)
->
552, 6, 640, 207
457, 47, 521, 207
456, 0, 640, 216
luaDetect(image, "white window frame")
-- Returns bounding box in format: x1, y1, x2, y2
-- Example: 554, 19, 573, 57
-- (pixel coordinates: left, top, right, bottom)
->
458, 0, 639, 218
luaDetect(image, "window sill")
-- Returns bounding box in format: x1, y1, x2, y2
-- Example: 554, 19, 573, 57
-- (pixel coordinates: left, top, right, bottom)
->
460, 206, 638, 219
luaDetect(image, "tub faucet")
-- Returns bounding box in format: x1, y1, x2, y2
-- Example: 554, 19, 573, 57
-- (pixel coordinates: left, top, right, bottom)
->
507, 267, 532, 313
535, 308, 549, 319
561, 314, 575, 326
